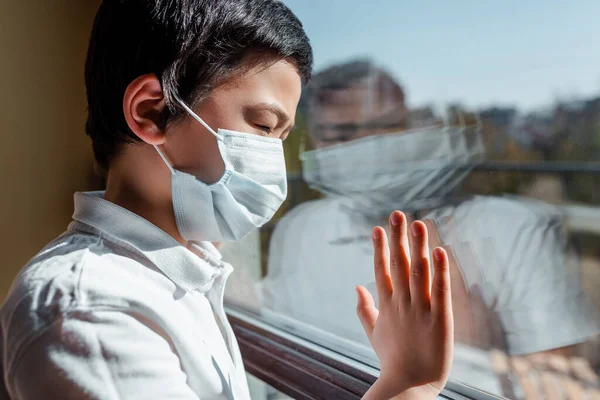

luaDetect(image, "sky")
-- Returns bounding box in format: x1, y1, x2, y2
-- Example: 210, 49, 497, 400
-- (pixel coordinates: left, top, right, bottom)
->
283, 0, 600, 113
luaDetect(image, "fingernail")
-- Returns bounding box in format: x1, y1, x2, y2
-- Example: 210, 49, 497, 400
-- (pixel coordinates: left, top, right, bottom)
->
391, 212, 401, 226
434, 247, 443, 261
411, 222, 421, 237
372, 228, 380, 240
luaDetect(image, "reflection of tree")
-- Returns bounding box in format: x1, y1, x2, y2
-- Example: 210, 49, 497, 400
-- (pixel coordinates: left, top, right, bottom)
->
446, 104, 541, 197
451, 96, 600, 204
551, 98, 600, 204
551, 99, 600, 161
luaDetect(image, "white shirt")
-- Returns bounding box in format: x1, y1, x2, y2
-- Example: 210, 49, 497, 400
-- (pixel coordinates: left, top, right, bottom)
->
0, 191, 251, 400
261, 195, 599, 355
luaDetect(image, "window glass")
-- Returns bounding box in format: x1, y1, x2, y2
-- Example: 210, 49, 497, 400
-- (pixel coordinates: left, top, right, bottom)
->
246, 374, 292, 400
224, 1, 600, 397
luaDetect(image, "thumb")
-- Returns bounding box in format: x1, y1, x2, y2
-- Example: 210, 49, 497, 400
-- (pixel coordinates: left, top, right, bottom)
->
356, 286, 379, 342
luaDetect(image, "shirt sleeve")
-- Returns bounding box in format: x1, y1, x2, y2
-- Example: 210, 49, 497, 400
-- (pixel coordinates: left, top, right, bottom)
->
6, 309, 201, 400
490, 209, 600, 355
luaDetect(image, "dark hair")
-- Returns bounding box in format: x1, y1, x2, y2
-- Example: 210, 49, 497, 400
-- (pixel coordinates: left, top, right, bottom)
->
303, 59, 407, 140
85, 0, 313, 170
307, 59, 404, 105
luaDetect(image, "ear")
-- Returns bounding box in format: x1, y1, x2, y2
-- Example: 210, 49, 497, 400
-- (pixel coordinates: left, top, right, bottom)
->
123, 73, 167, 145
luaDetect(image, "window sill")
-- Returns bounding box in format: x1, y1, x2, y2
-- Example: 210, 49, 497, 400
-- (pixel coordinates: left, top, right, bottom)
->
226, 305, 504, 400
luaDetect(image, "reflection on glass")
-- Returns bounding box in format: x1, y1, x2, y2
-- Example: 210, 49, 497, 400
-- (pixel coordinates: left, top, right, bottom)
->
247, 374, 292, 400
224, 2, 600, 398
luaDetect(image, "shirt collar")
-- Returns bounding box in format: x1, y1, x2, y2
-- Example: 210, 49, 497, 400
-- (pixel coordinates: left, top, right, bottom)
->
70, 191, 229, 293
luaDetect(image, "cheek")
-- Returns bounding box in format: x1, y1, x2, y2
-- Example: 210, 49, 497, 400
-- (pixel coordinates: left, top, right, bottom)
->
165, 123, 226, 182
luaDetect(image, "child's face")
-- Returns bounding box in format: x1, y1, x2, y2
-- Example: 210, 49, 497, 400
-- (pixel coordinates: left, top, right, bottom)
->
162, 58, 302, 184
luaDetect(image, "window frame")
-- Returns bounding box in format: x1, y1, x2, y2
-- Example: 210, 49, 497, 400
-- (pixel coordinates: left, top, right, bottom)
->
227, 306, 504, 400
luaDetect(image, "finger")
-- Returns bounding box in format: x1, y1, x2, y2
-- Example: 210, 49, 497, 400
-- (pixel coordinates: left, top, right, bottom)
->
432, 247, 453, 324
356, 285, 379, 342
372, 226, 393, 303
389, 211, 410, 302
409, 221, 432, 308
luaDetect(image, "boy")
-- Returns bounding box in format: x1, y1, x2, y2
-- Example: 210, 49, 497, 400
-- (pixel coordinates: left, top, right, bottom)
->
0, 1, 453, 399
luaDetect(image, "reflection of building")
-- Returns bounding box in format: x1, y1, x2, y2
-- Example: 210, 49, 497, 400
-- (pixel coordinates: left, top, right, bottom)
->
407, 106, 438, 129
555, 96, 600, 161
512, 112, 554, 155
505, 95, 600, 162
479, 107, 517, 155
480, 107, 517, 128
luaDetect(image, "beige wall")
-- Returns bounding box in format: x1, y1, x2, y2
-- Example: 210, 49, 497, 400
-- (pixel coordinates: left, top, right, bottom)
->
0, 1, 103, 301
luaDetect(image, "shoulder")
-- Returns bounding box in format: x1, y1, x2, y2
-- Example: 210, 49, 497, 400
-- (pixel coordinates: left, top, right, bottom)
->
431, 195, 564, 233
0, 230, 176, 374
473, 195, 563, 221
1, 231, 94, 380
427, 196, 569, 276
2, 231, 99, 329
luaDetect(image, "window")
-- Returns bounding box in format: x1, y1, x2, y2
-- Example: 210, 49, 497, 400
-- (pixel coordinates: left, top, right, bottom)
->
224, 1, 600, 398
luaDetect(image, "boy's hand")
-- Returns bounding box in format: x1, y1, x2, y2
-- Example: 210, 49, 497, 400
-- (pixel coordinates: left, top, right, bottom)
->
358, 211, 454, 400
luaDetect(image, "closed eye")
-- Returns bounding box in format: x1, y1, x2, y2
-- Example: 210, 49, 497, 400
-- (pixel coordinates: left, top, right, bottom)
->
256, 124, 273, 134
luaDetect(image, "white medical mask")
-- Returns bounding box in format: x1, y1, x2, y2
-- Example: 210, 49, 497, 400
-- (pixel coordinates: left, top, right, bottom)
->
301, 126, 484, 215
154, 97, 287, 242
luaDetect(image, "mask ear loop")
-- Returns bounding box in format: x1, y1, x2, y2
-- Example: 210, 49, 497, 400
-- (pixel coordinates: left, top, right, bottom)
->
454, 108, 468, 160
475, 112, 483, 132
457, 108, 466, 131
472, 112, 486, 159
454, 107, 468, 151
423, 105, 458, 201
171, 92, 220, 139
153, 92, 220, 173
460, 111, 484, 152
440, 103, 451, 132
154, 145, 175, 174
